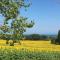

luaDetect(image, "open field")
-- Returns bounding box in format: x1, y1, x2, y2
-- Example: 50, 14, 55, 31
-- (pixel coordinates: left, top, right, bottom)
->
0, 40, 60, 60
0, 40, 60, 51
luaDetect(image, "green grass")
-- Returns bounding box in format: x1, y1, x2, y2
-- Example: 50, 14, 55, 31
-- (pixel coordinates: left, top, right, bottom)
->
0, 48, 60, 60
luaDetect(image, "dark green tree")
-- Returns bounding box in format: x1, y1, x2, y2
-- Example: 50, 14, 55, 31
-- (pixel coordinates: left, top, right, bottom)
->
0, 0, 34, 46
55, 30, 60, 44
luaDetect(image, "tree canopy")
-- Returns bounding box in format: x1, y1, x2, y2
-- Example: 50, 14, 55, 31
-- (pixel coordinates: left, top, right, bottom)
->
0, 0, 34, 45
0, 0, 30, 23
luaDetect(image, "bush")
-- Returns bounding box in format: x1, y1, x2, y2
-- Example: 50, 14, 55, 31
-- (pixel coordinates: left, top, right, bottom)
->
51, 39, 55, 44
6, 40, 9, 44
8, 40, 14, 46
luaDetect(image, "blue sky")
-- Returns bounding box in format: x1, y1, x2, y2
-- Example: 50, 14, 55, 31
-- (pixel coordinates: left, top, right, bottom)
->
0, 0, 60, 34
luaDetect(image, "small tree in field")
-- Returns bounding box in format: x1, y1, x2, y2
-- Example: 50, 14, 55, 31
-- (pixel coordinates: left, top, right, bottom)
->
0, 0, 34, 46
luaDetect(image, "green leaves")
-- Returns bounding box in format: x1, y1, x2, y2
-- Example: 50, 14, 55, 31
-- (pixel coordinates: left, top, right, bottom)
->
26, 21, 34, 28
0, 0, 34, 45
0, 0, 30, 20
0, 24, 10, 33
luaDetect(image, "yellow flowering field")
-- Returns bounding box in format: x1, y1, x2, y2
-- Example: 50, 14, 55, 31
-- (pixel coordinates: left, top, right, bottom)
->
0, 40, 60, 51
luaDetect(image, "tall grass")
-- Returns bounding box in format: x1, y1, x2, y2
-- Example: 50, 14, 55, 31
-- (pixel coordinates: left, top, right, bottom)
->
0, 48, 60, 60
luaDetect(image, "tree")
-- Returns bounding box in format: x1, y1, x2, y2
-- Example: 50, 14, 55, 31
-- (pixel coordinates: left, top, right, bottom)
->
0, 0, 34, 46
51, 30, 60, 45
55, 30, 60, 44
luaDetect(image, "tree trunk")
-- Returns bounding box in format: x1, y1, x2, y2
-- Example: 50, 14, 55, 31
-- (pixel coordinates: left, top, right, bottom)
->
6, 40, 9, 44
18, 40, 21, 45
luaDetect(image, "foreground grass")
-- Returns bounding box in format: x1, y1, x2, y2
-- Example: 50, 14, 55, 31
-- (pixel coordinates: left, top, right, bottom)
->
0, 48, 60, 60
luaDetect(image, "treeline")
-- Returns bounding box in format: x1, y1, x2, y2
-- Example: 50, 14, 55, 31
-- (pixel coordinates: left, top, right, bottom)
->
24, 34, 49, 40
0, 33, 57, 41
0, 34, 48, 40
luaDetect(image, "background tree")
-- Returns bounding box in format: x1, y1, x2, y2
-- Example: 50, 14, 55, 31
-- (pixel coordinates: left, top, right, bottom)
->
0, 0, 34, 46
51, 30, 60, 45
55, 30, 60, 44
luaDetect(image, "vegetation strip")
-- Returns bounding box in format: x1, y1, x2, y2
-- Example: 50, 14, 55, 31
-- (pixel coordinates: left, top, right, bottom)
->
0, 48, 60, 60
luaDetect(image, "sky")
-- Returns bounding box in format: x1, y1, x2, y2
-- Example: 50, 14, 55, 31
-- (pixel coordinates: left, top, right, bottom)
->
0, 0, 60, 35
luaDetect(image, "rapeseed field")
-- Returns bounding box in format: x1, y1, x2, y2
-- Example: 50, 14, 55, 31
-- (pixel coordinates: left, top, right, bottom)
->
0, 40, 60, 51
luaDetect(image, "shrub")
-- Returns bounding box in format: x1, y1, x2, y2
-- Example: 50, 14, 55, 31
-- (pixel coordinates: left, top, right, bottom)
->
9, 40, 14, 46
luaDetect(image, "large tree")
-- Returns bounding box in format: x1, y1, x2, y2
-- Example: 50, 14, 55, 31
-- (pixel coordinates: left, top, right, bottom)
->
0, 0, 34, 46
